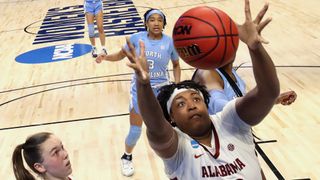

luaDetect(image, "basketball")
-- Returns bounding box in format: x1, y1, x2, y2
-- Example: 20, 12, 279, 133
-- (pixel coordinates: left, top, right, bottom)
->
172, 6, 239, 69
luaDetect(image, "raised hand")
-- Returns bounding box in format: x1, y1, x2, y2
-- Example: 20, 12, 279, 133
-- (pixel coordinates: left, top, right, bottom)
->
275, 90, 297, 105
122, 37, 150, 84
237, 0, 272, 50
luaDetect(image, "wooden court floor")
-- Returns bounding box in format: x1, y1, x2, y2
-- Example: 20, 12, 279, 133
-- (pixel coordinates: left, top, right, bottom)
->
0, 0, 319, 179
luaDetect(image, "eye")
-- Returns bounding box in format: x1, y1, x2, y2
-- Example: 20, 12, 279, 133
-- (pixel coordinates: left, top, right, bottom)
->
52, 150, 58, 156
194, 97, 201, 102
177, 101, 185, 107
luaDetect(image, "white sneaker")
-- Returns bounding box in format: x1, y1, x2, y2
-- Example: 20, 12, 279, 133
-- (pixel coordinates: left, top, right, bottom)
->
121, 158, 134, 177
101, 48, 107, 55
91, 47, 97, 58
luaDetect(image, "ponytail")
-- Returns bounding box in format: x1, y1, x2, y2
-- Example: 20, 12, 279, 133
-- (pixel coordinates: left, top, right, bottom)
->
12, 144, 36, 180
12, 132, 52, 180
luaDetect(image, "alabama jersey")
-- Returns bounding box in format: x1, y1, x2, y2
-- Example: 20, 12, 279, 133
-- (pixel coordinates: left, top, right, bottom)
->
163, 100, 262, 179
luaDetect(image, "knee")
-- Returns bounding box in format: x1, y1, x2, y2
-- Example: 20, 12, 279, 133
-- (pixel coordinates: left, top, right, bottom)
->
97, 25, 104, 34
125, 125, 142, 147
88, 24, 95, 38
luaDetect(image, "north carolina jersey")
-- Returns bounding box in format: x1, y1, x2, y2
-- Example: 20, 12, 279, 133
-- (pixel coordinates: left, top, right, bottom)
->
208, 69, 246, 114
126, 31, 179, 113
163, 100, 262, 179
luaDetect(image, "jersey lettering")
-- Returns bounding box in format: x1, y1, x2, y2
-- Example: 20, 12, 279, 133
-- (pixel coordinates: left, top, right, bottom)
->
201, 158, 246, 177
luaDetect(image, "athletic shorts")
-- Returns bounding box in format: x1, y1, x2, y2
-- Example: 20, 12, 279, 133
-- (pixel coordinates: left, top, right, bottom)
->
84, 0, 103, 15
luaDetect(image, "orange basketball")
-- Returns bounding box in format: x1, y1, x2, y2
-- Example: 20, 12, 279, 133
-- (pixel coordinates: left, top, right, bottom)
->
173, 6, 239, 69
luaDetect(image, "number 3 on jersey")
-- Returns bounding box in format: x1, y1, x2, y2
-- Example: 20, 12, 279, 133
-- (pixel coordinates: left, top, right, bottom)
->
147, 59, 154, 69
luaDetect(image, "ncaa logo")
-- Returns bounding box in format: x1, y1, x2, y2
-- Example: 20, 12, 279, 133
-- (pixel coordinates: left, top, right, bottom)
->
191, 140, 199, 149
15, 43, 92, 64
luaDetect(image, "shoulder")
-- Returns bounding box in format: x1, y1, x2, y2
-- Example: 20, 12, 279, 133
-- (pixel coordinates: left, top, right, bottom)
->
193, 69, 223, 91
212, 99, 251, 131
131, 31, 147, 40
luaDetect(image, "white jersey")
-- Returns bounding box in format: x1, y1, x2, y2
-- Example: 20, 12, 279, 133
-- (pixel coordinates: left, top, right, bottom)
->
163, 100, 262, 179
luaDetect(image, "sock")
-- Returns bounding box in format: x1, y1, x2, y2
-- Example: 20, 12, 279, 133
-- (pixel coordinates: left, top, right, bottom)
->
121, 153, 132, 161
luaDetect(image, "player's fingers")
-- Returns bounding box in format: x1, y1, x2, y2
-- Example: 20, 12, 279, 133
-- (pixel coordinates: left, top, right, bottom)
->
254, 2, 269, 24
139, 40, 145, 59
244, 0, 252, 22
259, 36, 269, 44
126, 62, 139, 71
258, 17, 272, 33
122, 47, 135, 63
125, 36, 136, 58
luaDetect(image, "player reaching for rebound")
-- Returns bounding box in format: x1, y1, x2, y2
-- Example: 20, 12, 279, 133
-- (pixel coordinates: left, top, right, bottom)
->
122, 0, 280, 179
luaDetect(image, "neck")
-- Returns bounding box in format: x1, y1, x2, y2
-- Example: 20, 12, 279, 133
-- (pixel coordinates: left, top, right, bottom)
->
148, 32, 162, 40
193, 130, 212, 147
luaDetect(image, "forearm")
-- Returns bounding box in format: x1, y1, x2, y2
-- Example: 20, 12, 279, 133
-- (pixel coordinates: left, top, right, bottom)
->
249, 44, 279, 99
172, 64, 181, 83
137, 82, 172, 134
236, 44, 280, 125
106, 50, 126, 61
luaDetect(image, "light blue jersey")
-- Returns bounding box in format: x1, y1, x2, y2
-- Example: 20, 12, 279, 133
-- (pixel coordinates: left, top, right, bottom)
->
208, 69, 246, 114
126, 31, 179, 114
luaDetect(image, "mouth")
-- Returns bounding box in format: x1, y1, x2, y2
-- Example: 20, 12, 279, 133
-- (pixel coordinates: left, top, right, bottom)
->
190, 113, 202, 120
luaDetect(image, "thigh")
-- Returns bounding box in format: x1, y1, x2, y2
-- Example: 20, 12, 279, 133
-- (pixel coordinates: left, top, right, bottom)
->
95, 11, 104, 28
85, 13, 95, 24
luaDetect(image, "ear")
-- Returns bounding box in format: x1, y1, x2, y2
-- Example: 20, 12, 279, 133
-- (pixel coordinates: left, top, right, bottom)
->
34, 162, 46, 174
169, 115, 176, 125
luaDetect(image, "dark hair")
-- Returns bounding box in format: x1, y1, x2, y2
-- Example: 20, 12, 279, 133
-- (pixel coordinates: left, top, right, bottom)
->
143, 8, 167, 30
157, 80, 210, 126
12, 132, 52, 180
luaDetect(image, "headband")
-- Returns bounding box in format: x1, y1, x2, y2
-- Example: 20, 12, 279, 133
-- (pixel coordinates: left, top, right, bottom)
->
166, 88, 203, 115
146, 9, 164, 21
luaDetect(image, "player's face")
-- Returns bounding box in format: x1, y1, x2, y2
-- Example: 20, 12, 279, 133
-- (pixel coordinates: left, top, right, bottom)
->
37, 135, 72, 178
170, 90, 212, 137
146, 13, 164, 37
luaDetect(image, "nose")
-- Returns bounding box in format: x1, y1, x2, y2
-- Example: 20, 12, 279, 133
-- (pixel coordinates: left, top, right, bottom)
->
63, 149, 69, 159
187, 100, 197, 111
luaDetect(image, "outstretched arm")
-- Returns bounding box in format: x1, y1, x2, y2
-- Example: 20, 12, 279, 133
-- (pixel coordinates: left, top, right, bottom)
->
95, 49, 126, 63
236, 0, 280, 126
123, 37, 178, 158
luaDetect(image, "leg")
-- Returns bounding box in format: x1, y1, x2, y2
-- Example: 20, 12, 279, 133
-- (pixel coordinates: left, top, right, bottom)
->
125, 109, 143, 153
85, 10, 98, 58
95, 11, 106, 47
85, 13, 96, 47
121, 109, 143, 177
